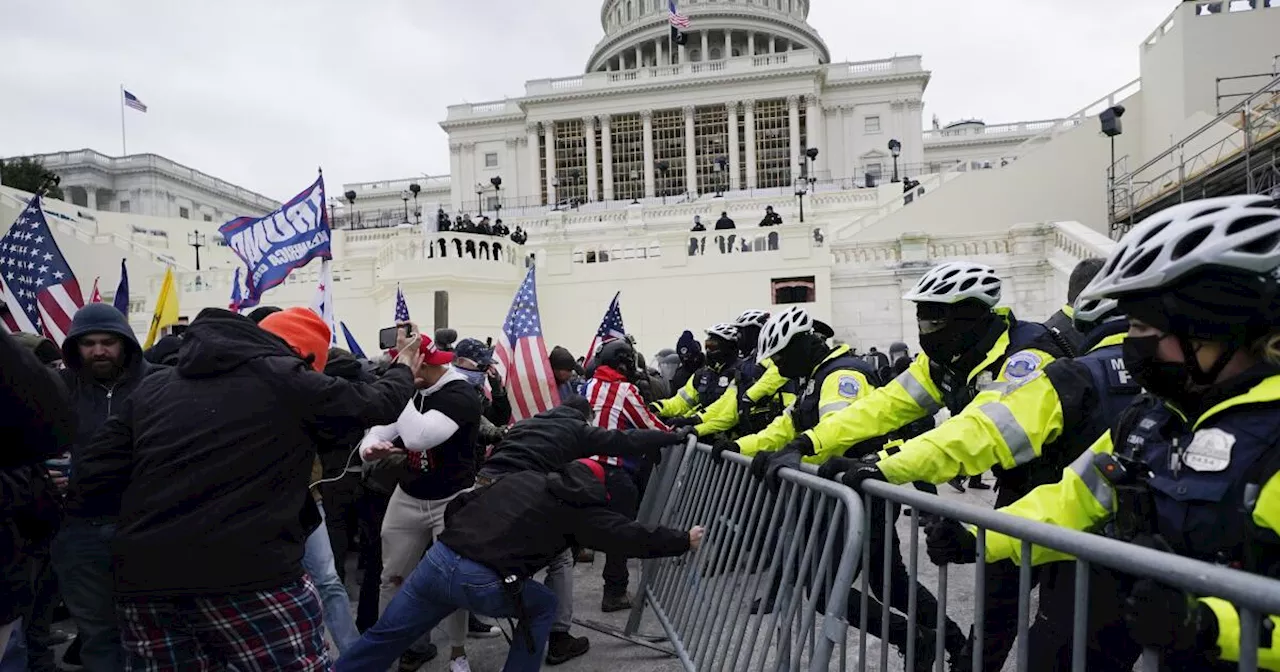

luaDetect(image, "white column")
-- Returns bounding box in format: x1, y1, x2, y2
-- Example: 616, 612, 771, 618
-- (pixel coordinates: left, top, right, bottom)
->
787, 95, 801, 183
85, 188, 98, 211
544, 121, 557, 206
724, 29, 732, 60
806, 97, 823, 175
701, 31, 709, 60
601, 114, 614, 201
748, 32, 755, 56
525, 124, 540, 204
678, 42, 687, 65
635, 44, 643, 68
656, 38, 665, 66
683, 105, 697, 197
727, 101, 740, 191
642, 110, 655, 197
769, 36, 777, 54
744, 100, 758, 189
840, 105, 854, 179
583, 116, 599, 202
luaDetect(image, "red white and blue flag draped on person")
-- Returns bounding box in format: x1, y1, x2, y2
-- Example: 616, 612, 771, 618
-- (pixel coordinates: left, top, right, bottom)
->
0, 195, 85, 343
495, 267, 561, 421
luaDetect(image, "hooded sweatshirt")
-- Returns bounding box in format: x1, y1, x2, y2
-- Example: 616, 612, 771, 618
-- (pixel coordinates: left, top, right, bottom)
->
480, 405, 674, 479
439, 462, 689, 578
66, 308, 416, 597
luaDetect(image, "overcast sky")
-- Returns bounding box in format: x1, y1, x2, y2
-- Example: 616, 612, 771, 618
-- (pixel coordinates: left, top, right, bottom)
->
0, 0, 1176, 201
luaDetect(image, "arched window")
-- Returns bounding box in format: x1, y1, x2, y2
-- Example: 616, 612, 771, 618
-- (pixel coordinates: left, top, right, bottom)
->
627, 1, 633, 21
690, 48, 701, 61
710, 47, 722, 60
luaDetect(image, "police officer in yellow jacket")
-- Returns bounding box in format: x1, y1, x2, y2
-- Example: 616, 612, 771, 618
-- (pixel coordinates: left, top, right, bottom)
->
685, 310, 794, 439
932, 195, 1280, 670
810, 261, 1070, 671
652, 323, 740, 421
716, 306, 966, 669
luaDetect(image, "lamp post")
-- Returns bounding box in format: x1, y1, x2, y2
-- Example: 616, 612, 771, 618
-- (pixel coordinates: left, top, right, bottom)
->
344, 189, 358, 229
714, 157, 728, 197
187, 230, 206, 271
409, 182, 421, 224
327, 197, 340, 228
490, 176, 503, 221
476, 184, 487, 219
551, 176, 561, 211
568, 169, 582, 210
400, 190, 411, 224
1099, 104, 1126, 225
888, 139, 902, 183
795, 147, 819, 223
629, 169, 640, 204
656, 161, 669, 205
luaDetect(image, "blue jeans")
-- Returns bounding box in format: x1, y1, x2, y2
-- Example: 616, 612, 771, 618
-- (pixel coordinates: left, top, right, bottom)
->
53, 519, 121, 672
302, 503, 361, 654
337, 543, 557, 672
0, 618, 27, 672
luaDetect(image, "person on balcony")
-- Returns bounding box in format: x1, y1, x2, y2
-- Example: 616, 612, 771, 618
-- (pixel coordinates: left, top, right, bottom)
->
758, 206, 783, 227
492, 219, 510, 237
714, 211, 736, 253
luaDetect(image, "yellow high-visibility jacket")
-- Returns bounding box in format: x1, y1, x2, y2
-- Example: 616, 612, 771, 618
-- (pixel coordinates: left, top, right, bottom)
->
651, 360, 737, 418
693, 358, 790, 436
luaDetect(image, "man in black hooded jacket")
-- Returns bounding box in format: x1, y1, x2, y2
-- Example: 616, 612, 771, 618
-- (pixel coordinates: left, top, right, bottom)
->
68, 308, 419, 671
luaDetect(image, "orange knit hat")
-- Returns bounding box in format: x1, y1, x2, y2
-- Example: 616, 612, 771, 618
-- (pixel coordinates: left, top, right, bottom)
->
259, 307, 331, 372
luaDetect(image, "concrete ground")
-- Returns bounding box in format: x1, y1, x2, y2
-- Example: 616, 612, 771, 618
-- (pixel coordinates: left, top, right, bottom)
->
43, 479, 1015, 672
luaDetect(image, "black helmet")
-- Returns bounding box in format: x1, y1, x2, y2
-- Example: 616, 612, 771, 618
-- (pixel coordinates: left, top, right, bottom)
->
596, 338, 637, 375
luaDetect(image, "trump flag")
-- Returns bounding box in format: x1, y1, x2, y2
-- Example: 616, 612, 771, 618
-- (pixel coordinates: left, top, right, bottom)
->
219, 175, 331, 307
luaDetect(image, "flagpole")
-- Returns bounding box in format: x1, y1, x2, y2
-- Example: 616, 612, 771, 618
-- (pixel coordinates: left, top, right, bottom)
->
119, 85, 127, 156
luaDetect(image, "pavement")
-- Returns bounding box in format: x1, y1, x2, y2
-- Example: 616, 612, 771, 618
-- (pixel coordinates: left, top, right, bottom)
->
42, 477, 1019, 672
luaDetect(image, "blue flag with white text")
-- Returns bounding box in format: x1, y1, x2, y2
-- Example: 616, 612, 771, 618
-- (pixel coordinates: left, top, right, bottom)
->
112, 259, 130, 315
219, 176, 331, 307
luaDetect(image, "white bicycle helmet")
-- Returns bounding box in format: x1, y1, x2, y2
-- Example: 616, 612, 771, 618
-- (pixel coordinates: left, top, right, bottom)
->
733, 309, 771, 328
903, 262, 1002, 306
705, 323, 739, 342
1072, 296, 1122, 329
1079, 195, 1280, 302
757, 306, 814, 362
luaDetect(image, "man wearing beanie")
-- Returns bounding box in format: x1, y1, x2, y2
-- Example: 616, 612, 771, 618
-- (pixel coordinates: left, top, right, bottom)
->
67, 307, 421, 671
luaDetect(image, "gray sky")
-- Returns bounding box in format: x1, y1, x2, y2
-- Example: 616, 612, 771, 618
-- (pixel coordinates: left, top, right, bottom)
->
0, 0, 1176, 201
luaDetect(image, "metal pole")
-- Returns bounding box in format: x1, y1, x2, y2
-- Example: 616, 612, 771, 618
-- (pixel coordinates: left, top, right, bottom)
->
119, 85, 127, 156
1108, 135, 1116, 222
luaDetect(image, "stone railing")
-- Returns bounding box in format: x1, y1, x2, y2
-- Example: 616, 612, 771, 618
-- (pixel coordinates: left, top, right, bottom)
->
829, 221, 1114, 271
922, 119, 1064, 142
525, 50, 824, 97
374, 232, 527, 275
571, 230, 788, 264
825, 55, 925, 81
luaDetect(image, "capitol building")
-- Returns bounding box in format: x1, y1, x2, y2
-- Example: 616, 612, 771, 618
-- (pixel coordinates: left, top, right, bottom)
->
3, 0, 1279, 357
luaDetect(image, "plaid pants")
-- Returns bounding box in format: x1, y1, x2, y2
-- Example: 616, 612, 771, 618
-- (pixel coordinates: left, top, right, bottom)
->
118, 576, 329, 672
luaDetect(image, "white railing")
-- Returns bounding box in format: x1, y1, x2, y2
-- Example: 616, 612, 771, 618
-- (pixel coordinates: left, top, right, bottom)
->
374, 231, 526, 273
342, 176, 452, 196
443, 100, 523, 121
922, 118, 1064, 142
525, 50, 831, 96
827, 55, 924, 80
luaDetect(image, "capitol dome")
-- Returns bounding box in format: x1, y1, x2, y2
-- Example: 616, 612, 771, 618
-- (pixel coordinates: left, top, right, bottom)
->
587, 0, 830, 73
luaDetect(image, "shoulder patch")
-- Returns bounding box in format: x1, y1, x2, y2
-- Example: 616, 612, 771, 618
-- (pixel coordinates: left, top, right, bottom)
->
1002, 351, 1044, 381
837, 375, 861, 398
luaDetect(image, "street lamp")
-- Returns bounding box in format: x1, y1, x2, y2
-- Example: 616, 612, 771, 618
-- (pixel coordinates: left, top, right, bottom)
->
327, 197, 340, 228
568, 169, 582, 210
795, 147, 819, 223
490, 176, 503, 222
1099, 104, 1126, 223
629, 169, 641, 204
401, 190, 411, 224
713, 157, 728, 197
656, 161, 670, 205
344, 189, 358, 229
409, 182, 422, 224
887, 139, 902, 183
187, 230, 206, 271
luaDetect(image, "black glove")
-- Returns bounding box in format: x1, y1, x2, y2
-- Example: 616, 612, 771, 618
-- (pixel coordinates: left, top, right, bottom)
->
673, 425, 698, 442
711, 437, 738, 463
839, 459, 887, 493
816, 457, 857, 482
782, 433, 814, 457
736, 394, 754, 430
749, 448, 802, 492
645, 446, 664, 466
666, 416, 699, 429
1123, 579, 1215, 652
924, 519, 977, 565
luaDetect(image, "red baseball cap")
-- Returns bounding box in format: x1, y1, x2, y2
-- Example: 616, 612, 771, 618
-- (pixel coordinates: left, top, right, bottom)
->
419, 334, 455, 366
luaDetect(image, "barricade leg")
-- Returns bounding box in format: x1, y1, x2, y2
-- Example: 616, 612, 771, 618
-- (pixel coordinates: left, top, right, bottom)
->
1025, 561, 1142, 672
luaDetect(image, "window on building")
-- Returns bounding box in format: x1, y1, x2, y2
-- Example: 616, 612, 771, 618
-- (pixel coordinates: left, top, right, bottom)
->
694, 104, 729, 195
119, 200, 131, 213
754, 98, 791, 188
179, 206, 190, 219
203, 214, 213, 222
866, 162, 883, 180
484, 152, 498, 168
772, 276, 816, 305
611, 112, 644, 202
553, 118, 589, 205
486, 195, 500, 211
865, 115, 881, 133
653, 109, 687, 198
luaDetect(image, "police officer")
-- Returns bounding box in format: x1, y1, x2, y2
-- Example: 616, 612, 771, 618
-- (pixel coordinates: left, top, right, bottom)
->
715, 307, 963, 669
793, 261, 1068, 671
945, 195, 1280, 670
688, 309, 794, 439
653, 324, 740, 422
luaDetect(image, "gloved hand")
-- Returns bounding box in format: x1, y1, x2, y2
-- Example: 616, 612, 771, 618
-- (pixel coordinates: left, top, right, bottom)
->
1123, 579, 1215, 652
816, 457, 857, 482
666, 416, 699, 429
839, 459, 887, 494
924, 519, 977, 565
749, 448, 802, 492
711, 437, 739, 463
477, 423, 507, 446
672, 425, 699, 442
782, 433, 814, 457
736, 394, 754, 430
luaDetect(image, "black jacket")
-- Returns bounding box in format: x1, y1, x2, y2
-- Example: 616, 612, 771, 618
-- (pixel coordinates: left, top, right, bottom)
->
440, 462, 689, 578
480, 406, 673, 478
68, 308, 416, 597
715, 216, 736, 230
1, 331, 73, 623
316, 348, 378, 480
59, 304, 160, 514
1043, 308, 1084, 357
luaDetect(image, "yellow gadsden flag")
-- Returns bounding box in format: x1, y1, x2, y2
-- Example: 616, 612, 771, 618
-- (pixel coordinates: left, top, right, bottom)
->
144, 268, 180, 348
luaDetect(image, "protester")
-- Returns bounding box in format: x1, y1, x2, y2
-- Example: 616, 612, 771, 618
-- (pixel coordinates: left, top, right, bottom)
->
550, 346, 586, 399
67, 307, 420, 670
672, 330, 704, 391
336, 458, 703, 672
53, 302, 159, 672
360, 334, 482, 672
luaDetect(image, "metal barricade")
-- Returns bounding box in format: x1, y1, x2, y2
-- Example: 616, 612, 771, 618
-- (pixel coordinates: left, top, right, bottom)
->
624, 439, 866, 672
848, 477, 1280, 672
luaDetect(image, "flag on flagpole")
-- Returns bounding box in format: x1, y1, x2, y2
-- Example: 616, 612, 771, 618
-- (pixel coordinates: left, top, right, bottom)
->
340, 321, 367, 359
123, 90, 148, 113
310, 259, 338, 346
668, 0, 690, 28
494, 267, 561, 422
89, 278, 102, 303
144, 267, 179, 348
585, 292, 626, 365
0, 195, 85, 343
112, 259, 130, 315
394, 285, 410, 322
229, 267, 243, 311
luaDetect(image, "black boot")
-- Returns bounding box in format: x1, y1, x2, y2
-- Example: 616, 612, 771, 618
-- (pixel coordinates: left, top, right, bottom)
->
947, 476, 966, 493
545, 631, 590, 665
968, 475, 991, 490
601, 591, 632, 613
886, 614, 937, 672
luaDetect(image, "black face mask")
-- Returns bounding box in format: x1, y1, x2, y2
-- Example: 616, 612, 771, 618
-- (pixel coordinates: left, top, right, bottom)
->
773, 337, 820, 380
918, 318, 985, 368
1123, 335, 1192, 405
706, 344, 733, 367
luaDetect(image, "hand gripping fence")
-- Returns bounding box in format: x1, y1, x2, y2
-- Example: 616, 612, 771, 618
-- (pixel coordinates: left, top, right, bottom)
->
623, 437, 867, 672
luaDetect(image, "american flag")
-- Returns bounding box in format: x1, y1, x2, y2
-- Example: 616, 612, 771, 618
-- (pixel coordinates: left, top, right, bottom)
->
89, 278, 102, 303
668, 0, 690, 28
395, 285, 411, 322
495, 267, 561, 421
0, 195, 85, 344
123, 89, 147, 113
310, 259, 338, 346
585, 291, 626, 366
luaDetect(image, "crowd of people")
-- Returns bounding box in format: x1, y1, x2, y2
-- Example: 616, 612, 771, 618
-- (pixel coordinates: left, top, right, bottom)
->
4, 194, 1280, 672
435, 210, 527, 245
